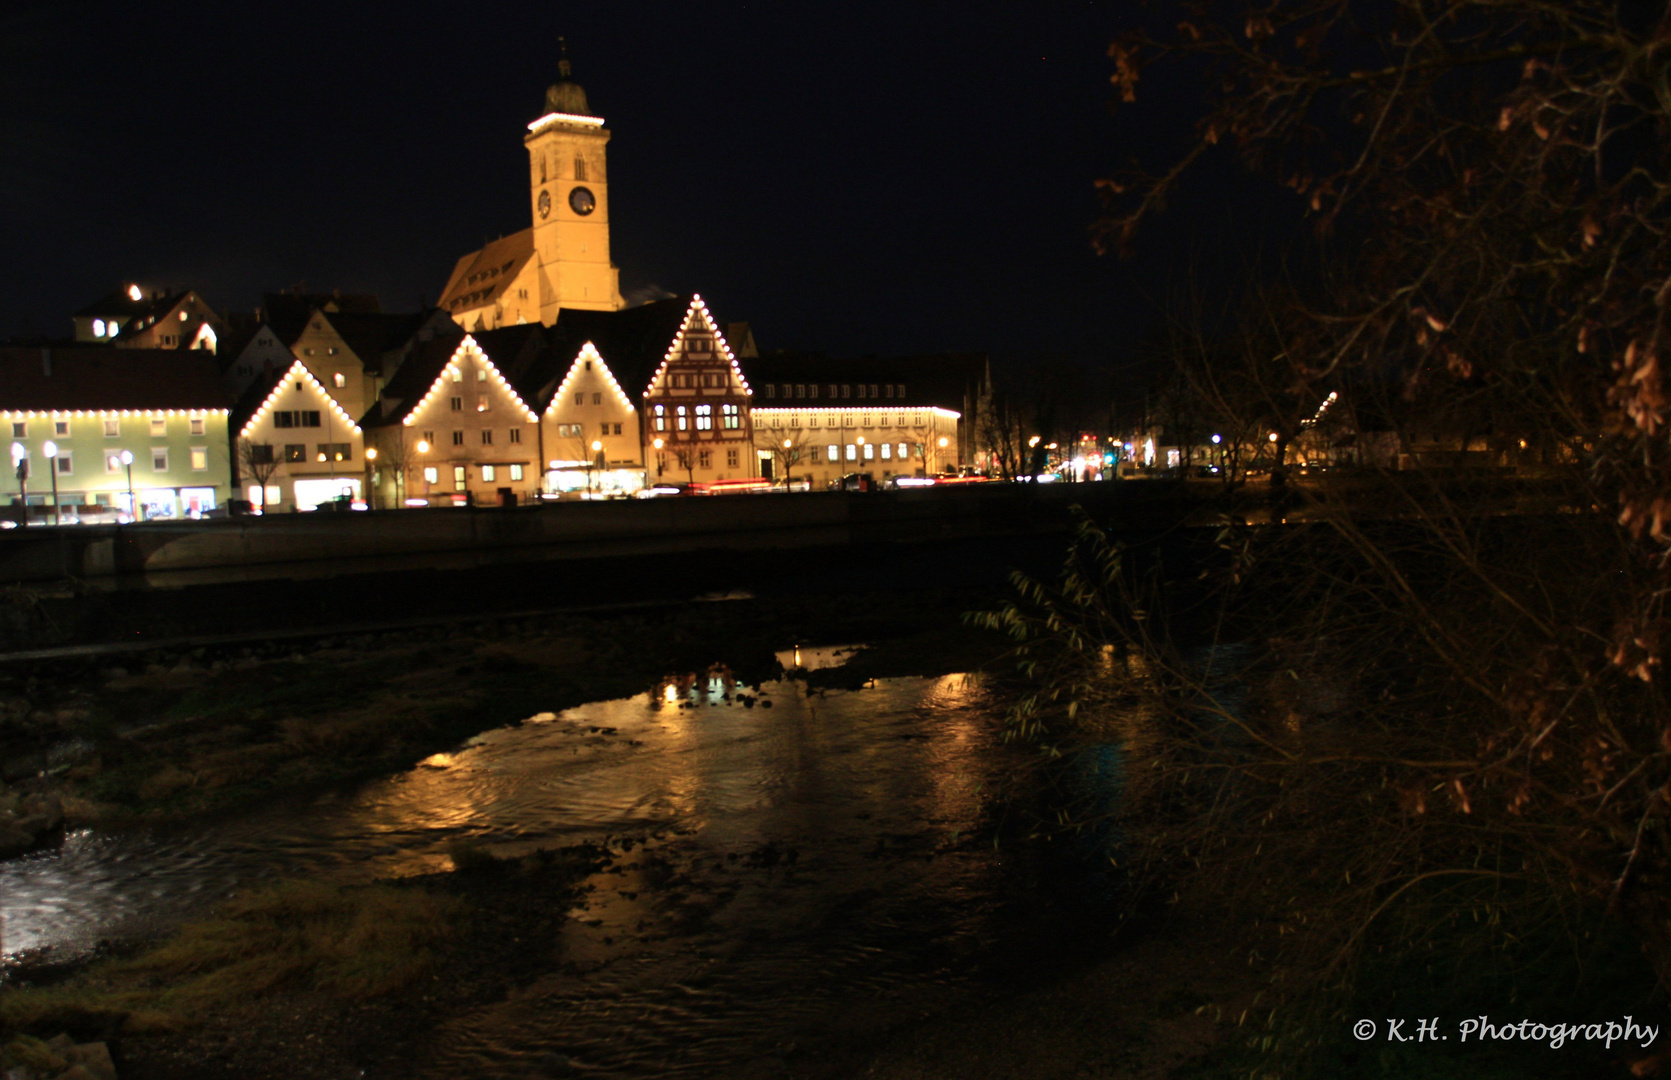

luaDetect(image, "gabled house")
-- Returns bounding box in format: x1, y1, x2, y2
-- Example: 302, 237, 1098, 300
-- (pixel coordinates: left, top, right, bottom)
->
231, 360, 367, 511
641, 296, 756, 484
72, 284, 223, 352
0, 346, 232, 521
216, 322, 298, 400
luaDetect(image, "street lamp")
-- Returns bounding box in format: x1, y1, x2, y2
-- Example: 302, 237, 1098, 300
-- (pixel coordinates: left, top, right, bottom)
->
120, 450, 135, 521
9, 442, 25, 526
364, 446, 378, 510
42, 441, 59, 525
590, 439, 603, 495
782, 438, 793, 487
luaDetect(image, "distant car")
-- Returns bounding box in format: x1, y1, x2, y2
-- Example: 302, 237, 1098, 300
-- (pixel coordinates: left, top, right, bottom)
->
74, 506, 131, 526
839, 472, 875, 492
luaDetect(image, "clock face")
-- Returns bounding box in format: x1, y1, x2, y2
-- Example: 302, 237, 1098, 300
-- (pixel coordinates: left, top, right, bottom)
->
569, 186, 596, 215
537, 190, 551, 219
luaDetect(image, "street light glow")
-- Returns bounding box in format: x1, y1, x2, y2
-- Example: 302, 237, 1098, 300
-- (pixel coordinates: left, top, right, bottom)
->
365, 447, 378, 460
119, 450, 133, 465
416, 440, 430, 453
42, 441, 56, 458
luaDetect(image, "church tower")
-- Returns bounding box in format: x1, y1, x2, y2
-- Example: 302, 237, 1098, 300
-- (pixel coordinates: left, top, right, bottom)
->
438, 43, 623, 332
525, 45, 623, 320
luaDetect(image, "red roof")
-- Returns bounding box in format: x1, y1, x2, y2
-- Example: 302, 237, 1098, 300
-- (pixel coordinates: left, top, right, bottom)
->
0, 347, 232, 412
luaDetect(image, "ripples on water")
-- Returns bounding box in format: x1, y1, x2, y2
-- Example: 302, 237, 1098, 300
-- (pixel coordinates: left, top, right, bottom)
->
1, 660, 1115, 1078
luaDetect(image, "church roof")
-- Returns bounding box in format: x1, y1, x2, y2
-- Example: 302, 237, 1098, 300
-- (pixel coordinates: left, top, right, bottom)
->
437, 229, 536, 316
539, 44, 596, 119
0, 347, 232, 412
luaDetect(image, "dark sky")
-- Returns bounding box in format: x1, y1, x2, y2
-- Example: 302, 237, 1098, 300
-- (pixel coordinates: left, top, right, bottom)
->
0, 1, 1261, 374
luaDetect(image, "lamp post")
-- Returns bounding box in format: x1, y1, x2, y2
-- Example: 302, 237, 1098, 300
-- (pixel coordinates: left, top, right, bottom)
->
9, 442, 25, 526
364, 446, 377, 510
783, 438, 793, 488
652, 437, 666, 479
120, 450, 135, 521
936, 435, 949, 475
42, 441, 59, 525
589, 440, 603, 496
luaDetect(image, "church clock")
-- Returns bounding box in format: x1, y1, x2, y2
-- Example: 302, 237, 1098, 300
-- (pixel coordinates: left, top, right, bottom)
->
537, 190, 551, 218
569, 187, 596, 215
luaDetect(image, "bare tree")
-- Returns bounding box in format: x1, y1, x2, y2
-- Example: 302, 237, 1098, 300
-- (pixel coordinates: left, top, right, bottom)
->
237, 441, 282, 510
753, 427, 809, 486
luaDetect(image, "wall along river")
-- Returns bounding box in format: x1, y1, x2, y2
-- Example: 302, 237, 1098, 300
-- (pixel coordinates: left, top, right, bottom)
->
1, 647, 1117, 1078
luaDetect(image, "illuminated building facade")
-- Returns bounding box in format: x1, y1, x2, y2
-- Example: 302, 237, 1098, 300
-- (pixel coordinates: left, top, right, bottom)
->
641, 298, 756, 485
0, 347, 232, 520
438, 49, 622, 332
72, 284, 222, 352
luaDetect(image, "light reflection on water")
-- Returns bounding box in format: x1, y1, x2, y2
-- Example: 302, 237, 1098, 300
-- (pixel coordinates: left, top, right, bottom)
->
0, 671, 1103, 1077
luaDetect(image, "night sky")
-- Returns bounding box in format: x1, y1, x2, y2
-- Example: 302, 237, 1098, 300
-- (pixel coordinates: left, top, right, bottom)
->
0, 1, 1276, 376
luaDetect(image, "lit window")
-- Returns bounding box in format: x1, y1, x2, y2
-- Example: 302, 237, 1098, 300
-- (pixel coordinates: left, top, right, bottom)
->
451, 368, 464, 383
845, 444, 857, 461
721, 403, 740, 429
453, 466, 466, 491
452, 431, 465, 446
333, 373, 346, 388
150, 415, 166, 436
477, 368, 487, 382
179, 310, 188, 322
695, 405, 713, 431
152, 448, 168, 471
284, 444, 305, 463
653, 405, 666, 431
676, 406, 688, 431
189, 416, 205, 436
105, 453, 122, 473
509, 428, 522, 444
423, 467, 438, 484
863, 443, 875, 461
482, 465, 496, 482
897, 443, 908, 459
190, 447, 208, 471
881, 443, 892, 460
477, 398, 490, 412
54, 420, 68, 436
827, 445, 838, 462
510, 464, 524, 481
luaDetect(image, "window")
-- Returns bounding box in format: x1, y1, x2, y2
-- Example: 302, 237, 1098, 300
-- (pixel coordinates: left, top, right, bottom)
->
105, 452, 122, 473
827, 445, 838, 462
509, 428, 522, 444
842, 385, 852, 399
509, 464, 524, 481
190, 447, 208, 470
884, 384, 894, 399
809, 415, 820, 428
676, 406, 688, 431
247, 444, 275, 465
54, 453, 72, 475
575, 392, 584, 405
880, 443, 892, 460
452, 431, 465, 446
726, 448, 739, 468
327, 346, 338, 355
897, 443, 909, 460
481, 430, 494, 446
333, 373, 346, 388
828, 385, 837, 399
318, 443, 351, 462
53, 420, 68, 436
284, 444, 306, 462
862, 413, 872, 428
809, 385, 819, 399
653, 405, 666, 431
574, 155, 588, 181
423, 467, 438, 484
453, 466, 466, 491
93, 318, 105, 336
152, 448, 168, 471
863, 443, 875, 461
482, 465, 496, 482
592, 392, 602, 405
450, 397, 463, 411
422, 431, 435, 445
150, 415, 166, 436
856, 385, 866, 399
600, 422, 610, 437
870, 384, 879, 398
879, 414, 891, 428
10, 422, 23, 438
764, 385, 775, 399
845, 444, 857, 461
698, 450, 712, 469
695, 405, 713, 431
477, 368, 487, 382
451, 368, 464, 383
811, 446, 822, 464
897, 384, 907, 397
477, 397, 490, 412
189, 416, 205, 435
273, 411, 321, 429
613, 423, 622, 435
721, 403, 741, 429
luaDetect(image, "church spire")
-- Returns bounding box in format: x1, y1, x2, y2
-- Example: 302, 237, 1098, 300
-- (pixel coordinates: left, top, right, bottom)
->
557, 36, 572, 80
541, 37, 594, 118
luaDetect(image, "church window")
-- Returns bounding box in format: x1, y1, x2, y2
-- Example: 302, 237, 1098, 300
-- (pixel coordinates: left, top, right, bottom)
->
452, 431, 465, 446
675, 406, 688, 431
509, 428, 522, 444
481, 430, 494, 446
727, 448, 739, 468
699, 450, 712, 469
574, 156, 588, 181
653, 405, 666, 432
450, 397, 463, 411
695, 405, 713, 431
721, 403, 740, 429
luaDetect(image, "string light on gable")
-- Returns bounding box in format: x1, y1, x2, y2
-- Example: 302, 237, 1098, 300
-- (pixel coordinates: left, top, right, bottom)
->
2, 409, 228, 419
401, 336, 539, 426
527, 112, 606, 133
640, 295, 754, 398
749, 407, 963, 421
547, 341, 633, 415
240, 360, 362, 439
